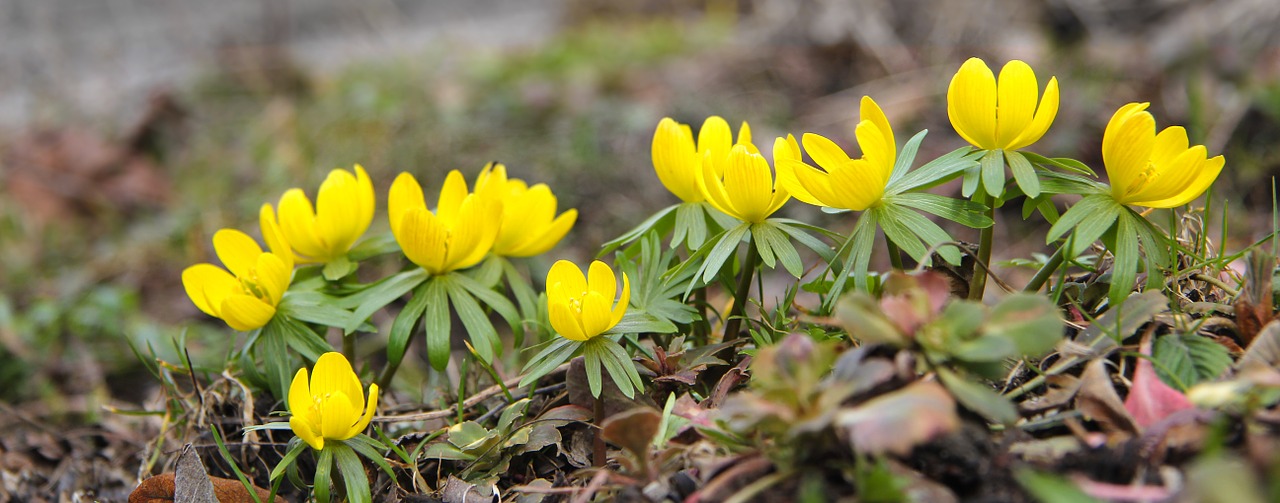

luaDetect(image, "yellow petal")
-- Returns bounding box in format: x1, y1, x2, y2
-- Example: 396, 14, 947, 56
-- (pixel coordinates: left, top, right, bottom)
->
788, 158, 840, 209
1148, 154, 1223, 208
652, 118, 701, 203
698, 149, 739, 219
947, 58, 998, 150
446, 196, 500, 271
347, 383, 379, 438
1007, 76, 1059, 151
579, 291, 613, 338
612, 272, 630, 328
1104, 105, 1155, 202
254, 252, 291, 306
737, 121, 753, 148
315, 168, 361, 257
182, 264, 238, 318
550, 300, 588, 341
436, 170, 469, 224
311, 352, 365, 415
510, 209, 576, 257
319, 390, 358, 441
388, 172, 426, 236
213, 229, 263, 279
219, 294, 276, 331
548, 260, 587, 297
277, 189, 326, 262
721, 145, 773, 223
775, 136, 823, 206
859, 96, 896, 168
586, 260, 617, 301
397, 208, 447, 274
993, 60, 1038, 149
802, 133, 853, 173
853, 119, 892, 188
259, 204, 294, 269
288, 367, 311, 415
290, 415, 324, 450
353, 165, 376, 239
698, 116, 733, 164
828, 159, 883, 211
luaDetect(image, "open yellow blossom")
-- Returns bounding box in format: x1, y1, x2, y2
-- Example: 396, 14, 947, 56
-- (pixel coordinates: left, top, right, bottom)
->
474, 163, 577, 257
388, 170, 501, 274
1103, 103, 1225, 208
182, 229, 292, 331
698, 143, 790, 224
287, 352, 379, 451
947, 58, 1059, 151
779, 96, 896, 212
547, 260, 630, 341
652, 116, 753, 203
266, 165, 375, 264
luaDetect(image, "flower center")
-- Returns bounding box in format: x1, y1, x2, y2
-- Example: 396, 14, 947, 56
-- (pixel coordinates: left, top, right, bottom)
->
239, 269, 270, 302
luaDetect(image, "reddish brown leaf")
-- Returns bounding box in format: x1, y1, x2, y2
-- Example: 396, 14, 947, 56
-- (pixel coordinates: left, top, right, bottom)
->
128, 473, 284, 503
1125, 334, 1195, 429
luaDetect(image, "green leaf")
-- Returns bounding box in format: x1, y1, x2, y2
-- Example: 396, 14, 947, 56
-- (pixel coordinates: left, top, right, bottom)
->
269, 440, 308, 482
322, 256, 358, 281
830, 211, 879, 300
258, 322, 294, 399
519, 337, 580, 387
597, 338, 641, 398
445, 280, 498, 364
387, 281, 434, 373
753, 222, 803, 277
347, 234, 400, 261
1020, 151, 1097, 177
1109, 214, 1140, 307
453, 272, 523, 342
984, 294, 1064, 358
890, 145, 978, 194
769, 218, 837, 263
279, 295, 354, 330
468, 254, 504, 288
889, 193, 992, 228
1046, 194, 1120, 246
696, 223, 751, 285
607, 309, 679, 335
1038, 170, 1106, 195
1005, 150, 1040, 198
331, 443, 372, 503
342, 268, 430, 332
888, 129, 928, 186
981, 149, 1005, 198
600, 204, 678, 256
345, 435, 396, 480
423, 277, 453, 371
1153, 333, 1232, 391
937, 368, 1019, 426
275, 317, 334, 360
875, 206, 929, 264
675, 201, 709, 250
961, 164, 981, 198
881, 203, 962, 265
313, 445, 334, 503
584, 341, 605, 398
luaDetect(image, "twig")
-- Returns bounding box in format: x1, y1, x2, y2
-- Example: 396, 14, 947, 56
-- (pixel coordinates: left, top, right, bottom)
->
374, 363, 570, 423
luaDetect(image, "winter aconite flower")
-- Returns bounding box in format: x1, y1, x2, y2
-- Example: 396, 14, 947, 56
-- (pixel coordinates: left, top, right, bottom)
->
780, 96, 896, 212
287, 352, 379, 451
698, 143, 791, 223
182, 229, 293, 331
388, 170, 502, 274
652, 116, 752, 203
947, 58, 1059, 152
474, 163, 577, 257
265, 165, 375, 264
1103, 102, 1225, 208
546, 260, 630, 341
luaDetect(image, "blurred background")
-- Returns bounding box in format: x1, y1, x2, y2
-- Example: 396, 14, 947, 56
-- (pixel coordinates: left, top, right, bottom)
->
1, 0, 1279, 482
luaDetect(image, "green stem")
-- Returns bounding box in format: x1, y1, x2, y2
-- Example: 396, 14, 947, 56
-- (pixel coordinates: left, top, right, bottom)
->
969, 194, 995, 300
723, 238, 760, 341
886, 238, 905, 270
593, 394, 606, 468
1023, 246, 1066, 293
694, 287, 709, 346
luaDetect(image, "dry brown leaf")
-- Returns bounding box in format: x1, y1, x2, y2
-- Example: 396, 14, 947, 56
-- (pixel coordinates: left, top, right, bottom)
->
1074, 359, 1140, 439
128, 473, 284, 503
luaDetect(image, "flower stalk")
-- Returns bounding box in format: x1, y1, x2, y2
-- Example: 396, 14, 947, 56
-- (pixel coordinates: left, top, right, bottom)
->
723, 238, 760, 341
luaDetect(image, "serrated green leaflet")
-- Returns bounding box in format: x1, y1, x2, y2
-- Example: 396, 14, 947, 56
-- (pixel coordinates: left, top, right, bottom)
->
1153, 332, 1232, 391
888, 145, 977, 194
887, 129, 927, 186
445, 278, 498, 365
1005, 150, 1040, 198
341, 268, 429, 332
599, 203, 677, 256
980, 149, 1005, 197
889, 193, 992, 228
1109, 213, 1140, 306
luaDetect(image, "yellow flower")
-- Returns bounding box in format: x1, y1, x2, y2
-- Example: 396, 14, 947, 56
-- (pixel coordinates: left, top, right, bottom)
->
652, 116, 752, 203
947, 58, 1059, 151
388, 170, 501, 274
1103, 103, 1225, 208
546, 260, 630, 341
182, 229, 292, 331
779, 96, 896, 212
474, 163, 578, 257
698, 142, 791, 224
287, 352, 379, 451
265, 165, 375, 264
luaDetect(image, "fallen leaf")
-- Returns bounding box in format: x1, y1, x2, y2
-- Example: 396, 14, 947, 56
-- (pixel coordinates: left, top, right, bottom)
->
1124, 333, 1195, 429
1075, 359, 1139, 439
835, 380, 959, 456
